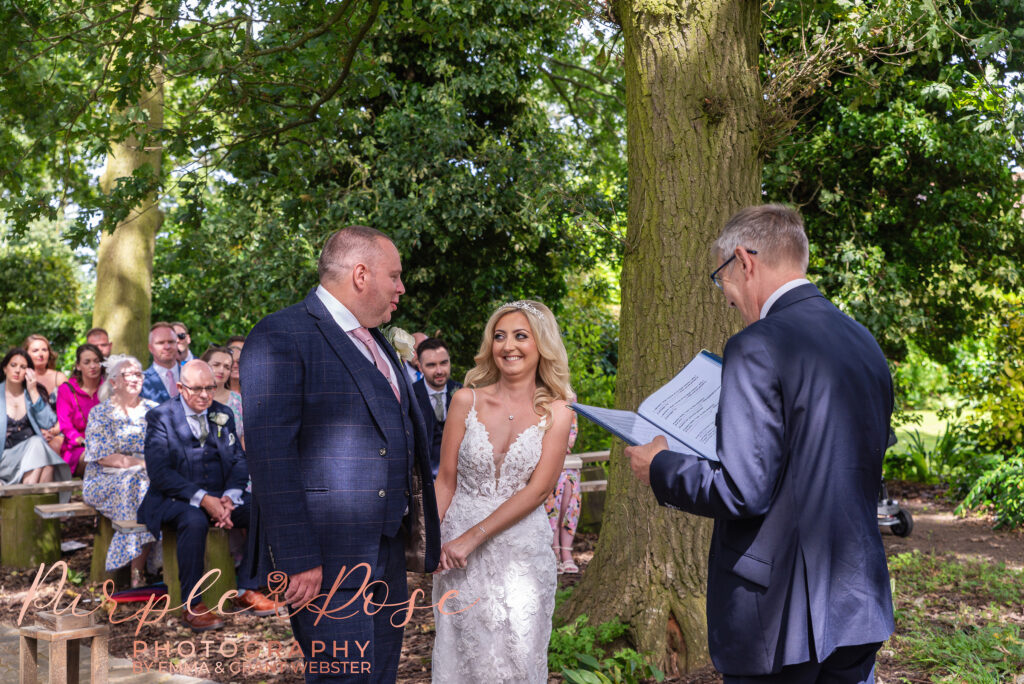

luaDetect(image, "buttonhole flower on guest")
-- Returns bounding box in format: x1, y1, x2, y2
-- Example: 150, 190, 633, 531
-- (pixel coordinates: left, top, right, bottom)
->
209, 411, 229, 438
383, 326, 416, 362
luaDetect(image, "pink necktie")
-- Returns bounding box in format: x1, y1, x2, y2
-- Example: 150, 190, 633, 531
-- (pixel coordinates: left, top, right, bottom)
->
165, 369, 179, 398
352, 327, 400, 401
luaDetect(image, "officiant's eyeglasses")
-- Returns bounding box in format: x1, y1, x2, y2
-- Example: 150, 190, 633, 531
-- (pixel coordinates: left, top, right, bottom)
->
710, 249, 758, 290
180, 383, 217, 395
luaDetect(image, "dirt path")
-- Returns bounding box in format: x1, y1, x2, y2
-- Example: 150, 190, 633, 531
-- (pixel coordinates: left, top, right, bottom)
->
880, 482, 1024, 569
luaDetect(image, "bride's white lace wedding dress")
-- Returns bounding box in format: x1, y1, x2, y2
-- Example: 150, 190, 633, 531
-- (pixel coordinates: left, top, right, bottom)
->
431, 392, 556, 683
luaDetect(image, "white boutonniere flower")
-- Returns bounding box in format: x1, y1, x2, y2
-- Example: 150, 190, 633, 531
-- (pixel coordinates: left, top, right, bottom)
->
383, 326, 416, 363
209, 411, 229, 438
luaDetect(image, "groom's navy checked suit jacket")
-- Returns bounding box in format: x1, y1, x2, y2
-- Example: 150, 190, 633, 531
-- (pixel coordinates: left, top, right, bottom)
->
649, 284, 895, 676
240, 289, 440, 586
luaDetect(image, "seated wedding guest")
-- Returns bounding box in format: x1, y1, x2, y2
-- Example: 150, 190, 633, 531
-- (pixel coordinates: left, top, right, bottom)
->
86, 328, 113, 359
23, 334, 66, 452
1, 348, 71, 485
138, 360, 281, 631
141, 322, 180, 403
172, 322, 194, 365
545, 410, 581, 573
56, 343, 105, 476
224, 336, 245, 396
82, 354, 157, 587
200, 346, 243, 449
411, 337, 461, 478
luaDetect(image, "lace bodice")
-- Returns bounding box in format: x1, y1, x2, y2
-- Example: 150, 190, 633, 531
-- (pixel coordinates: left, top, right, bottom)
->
457, 406, 546, 500
432, 392, 557, 683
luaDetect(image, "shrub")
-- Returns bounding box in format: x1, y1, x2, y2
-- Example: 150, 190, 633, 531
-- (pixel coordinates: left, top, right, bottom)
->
956, 452, 1024, 530
548, 615, 663, 684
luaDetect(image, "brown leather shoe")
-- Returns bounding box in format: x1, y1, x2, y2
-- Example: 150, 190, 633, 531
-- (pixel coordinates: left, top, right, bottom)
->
182, 602, 224, 632
234, 589, 285, 617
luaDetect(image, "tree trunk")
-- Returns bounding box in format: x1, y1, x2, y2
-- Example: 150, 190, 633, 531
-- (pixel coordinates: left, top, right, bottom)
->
93, 8, 164, 362
563, 0, 761, 676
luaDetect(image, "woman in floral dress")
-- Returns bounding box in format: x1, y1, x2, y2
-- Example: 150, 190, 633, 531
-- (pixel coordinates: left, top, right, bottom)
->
545, 411, 580, 573
82, 354, 156, 586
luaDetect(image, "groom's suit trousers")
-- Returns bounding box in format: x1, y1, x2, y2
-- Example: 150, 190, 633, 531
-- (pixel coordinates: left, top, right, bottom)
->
290, 533, 407, 683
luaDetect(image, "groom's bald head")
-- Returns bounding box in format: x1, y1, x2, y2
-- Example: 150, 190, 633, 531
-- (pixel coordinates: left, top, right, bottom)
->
318, 225, 392, 285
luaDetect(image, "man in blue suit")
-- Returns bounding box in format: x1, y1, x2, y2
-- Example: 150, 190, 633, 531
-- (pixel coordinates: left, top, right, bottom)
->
241, 225, 441, 682
138, 360, 281, 631
627, 205, 894, 683
140, 322, 180, 404
411, 337, 462, 478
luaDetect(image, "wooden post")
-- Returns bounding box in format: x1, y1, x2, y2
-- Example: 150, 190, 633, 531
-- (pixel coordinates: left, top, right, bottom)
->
90, 630, 108, 684
19, 632, 37, 684
1, 494, 60, 567
162, 525, 236, 613
89, 517, 129, 586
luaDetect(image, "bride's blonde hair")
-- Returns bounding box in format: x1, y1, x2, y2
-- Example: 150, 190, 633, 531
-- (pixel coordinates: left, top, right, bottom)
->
464, 300, 573, 424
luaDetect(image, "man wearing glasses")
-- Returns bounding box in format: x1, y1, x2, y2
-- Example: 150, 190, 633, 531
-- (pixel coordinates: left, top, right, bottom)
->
138, 360, 282, 631
626, 205, 894, 684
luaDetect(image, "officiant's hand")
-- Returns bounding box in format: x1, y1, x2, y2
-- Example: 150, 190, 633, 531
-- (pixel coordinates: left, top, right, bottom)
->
626, 435, 668, 486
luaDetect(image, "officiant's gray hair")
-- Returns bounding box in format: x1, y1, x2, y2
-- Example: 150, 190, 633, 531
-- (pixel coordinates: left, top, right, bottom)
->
318, 225, 393, 283
465, 299, 573, 426
714, 204, 809, 273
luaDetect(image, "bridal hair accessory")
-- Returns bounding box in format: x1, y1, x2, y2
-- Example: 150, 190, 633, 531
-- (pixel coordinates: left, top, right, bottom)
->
499, 300, 542, 318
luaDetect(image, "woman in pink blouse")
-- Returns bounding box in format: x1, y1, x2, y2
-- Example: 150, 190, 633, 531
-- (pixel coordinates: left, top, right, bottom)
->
56, 343, 104, 476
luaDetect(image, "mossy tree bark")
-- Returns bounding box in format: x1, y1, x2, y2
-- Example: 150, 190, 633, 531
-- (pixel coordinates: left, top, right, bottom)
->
562, 0, 761, 676
93, 6, 164, 362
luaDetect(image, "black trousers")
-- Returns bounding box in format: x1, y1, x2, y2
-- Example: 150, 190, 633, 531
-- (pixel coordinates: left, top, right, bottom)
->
163, 497, 255, 607
723, 642, 882, 684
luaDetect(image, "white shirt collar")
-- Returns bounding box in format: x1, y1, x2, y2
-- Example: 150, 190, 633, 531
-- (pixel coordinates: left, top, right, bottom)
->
426, 384, 447, 396
760, 278, 812, 320
315, 284, 361, 332
179, 396, 207, 419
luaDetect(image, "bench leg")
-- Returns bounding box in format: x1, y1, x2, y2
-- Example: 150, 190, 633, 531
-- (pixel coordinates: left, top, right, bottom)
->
19, 634, 37, 684
161, 525, 238, 613
1, 494, 61, 568
205, 527, 237, 609
89, 517, 130, 587
160, 527, 182, 614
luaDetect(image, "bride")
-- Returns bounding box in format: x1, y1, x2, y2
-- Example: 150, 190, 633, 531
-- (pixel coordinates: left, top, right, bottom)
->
432, 300, 574, 683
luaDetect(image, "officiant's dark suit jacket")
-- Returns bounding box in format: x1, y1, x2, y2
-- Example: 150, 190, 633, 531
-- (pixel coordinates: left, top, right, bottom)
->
137, 398, 248, 537
241, 288, 440, 679
649, 283, 894, 676
412, 378, 462, 478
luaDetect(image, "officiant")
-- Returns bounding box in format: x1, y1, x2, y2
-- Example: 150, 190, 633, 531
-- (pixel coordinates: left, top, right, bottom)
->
626, 204, 894, 684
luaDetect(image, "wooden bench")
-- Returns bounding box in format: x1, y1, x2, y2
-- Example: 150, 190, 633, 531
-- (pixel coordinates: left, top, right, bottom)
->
32, 502, 125, 585
0, 480, 83, 568
114, 519, 236, 613
565, 450, 609, 492
34, 502, 97, 519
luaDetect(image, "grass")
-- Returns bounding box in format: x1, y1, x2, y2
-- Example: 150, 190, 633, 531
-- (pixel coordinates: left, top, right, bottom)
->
893, 410, 947, 456
888, 551, 1024, 682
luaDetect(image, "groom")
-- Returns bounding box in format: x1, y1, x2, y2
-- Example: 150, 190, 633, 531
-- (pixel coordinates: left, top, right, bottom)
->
242, 225, 440, 682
